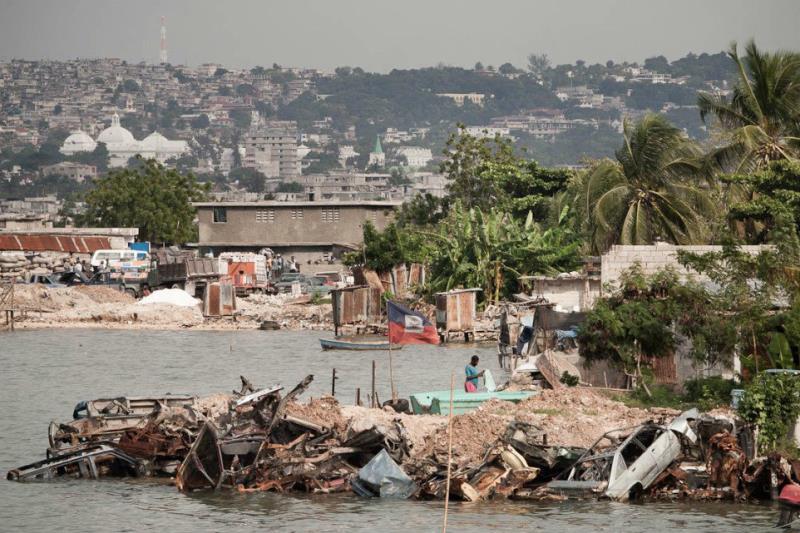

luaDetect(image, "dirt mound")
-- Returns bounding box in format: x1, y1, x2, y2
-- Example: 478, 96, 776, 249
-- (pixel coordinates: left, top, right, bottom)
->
485, 388, 658, 448
285, 396, 348, 433
415, 404, 512, 468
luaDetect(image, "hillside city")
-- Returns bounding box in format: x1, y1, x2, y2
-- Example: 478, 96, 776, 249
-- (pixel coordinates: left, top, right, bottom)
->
0, 52, 736, 225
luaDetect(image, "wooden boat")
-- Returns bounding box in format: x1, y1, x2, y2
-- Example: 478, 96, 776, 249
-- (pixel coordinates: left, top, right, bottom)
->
409, 389, 535, 416
319, 337, 404, 351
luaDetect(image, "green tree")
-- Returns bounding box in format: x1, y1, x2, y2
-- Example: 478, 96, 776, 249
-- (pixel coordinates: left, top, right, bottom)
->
576, 114, 712, 253
79, 159, 209, 244
229, 167, 266, 193
441, 126, 571, 220
275, 181, 304, 193
725, 160, 800, 242
527, 53, 550, 77
191, 114, 210, 129
698, 41, 800, 172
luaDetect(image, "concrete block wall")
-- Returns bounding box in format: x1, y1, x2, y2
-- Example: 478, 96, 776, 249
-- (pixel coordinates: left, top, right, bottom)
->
600, 243, 769, 292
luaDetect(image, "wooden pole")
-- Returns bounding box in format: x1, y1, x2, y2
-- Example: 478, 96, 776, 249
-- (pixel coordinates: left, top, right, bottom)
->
371, 360, 376, 408
356, 387, 361, 406
389, 342, 398, 402
331, 367, 337, 397
442, 371, 455, 533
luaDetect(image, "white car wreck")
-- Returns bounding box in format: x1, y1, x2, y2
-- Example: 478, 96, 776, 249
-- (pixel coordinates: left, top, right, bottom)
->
548, 409, 699, 501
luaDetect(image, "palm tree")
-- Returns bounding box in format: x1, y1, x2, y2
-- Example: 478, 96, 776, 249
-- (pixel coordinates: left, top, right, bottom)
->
698, 40, 800, 172
580, 114, 712, 253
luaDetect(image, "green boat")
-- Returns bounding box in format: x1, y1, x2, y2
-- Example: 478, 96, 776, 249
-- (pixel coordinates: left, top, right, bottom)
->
409, 389, 535, 415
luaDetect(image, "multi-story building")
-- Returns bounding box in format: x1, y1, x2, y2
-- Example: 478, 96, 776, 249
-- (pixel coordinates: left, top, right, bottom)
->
194, 200, 400, 268
243, 122, 300, 179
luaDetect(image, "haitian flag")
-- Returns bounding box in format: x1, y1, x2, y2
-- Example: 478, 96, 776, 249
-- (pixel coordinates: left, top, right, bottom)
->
387, 300, 440, 345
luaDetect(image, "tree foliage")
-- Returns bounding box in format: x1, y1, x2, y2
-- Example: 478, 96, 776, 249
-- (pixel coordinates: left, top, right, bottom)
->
79, 159, 209, 244
698, 40, 800, 172
568, 114, 712, 253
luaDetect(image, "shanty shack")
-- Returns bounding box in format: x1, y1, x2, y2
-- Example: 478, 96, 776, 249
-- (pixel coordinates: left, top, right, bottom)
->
331, 285, 383, 335
434, 288, 481, 342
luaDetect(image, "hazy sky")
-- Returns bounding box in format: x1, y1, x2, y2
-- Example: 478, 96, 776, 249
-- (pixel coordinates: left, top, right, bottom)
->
1, 0, 799, 71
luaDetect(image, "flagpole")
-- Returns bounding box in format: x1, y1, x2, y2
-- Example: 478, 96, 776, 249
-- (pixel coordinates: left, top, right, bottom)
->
388, 300, 398, 403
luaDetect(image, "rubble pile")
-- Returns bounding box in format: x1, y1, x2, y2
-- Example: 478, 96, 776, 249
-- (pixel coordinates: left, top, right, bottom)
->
12, 284, 202, 327
236, 293, 333, 330
7, 380, 800, 507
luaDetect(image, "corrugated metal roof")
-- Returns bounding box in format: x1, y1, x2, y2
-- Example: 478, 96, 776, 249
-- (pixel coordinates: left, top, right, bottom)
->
0, 234, 112, 252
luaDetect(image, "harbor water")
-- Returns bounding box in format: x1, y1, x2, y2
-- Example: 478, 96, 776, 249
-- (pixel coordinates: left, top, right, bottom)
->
0, 329, 780, 531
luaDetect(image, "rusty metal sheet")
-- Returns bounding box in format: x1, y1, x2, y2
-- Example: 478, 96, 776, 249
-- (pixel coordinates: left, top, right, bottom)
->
0, 233, 112, 252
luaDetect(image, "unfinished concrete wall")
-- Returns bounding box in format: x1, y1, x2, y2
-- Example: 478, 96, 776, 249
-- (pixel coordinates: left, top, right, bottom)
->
531, 277, 601, 312
600, 243, 769, 293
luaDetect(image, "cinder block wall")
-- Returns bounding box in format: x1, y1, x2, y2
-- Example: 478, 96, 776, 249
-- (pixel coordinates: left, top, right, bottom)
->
600, 243, 769, 293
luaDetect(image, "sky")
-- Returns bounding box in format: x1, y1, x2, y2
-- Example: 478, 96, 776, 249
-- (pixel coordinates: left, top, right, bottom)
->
1, 0, 799, 72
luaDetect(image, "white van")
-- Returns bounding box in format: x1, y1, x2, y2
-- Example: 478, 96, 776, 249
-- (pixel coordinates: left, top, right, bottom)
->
90, 249, 150, 267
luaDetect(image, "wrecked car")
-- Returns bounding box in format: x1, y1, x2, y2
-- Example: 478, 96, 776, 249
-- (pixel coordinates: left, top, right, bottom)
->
548, 409, 698, 501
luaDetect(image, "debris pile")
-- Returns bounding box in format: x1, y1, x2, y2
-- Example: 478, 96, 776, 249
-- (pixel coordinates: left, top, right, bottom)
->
7, 381, 800, 508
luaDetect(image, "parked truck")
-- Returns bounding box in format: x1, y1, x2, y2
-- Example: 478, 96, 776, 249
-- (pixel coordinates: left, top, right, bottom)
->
217, 252, 272, 296
144, 257, 220, 298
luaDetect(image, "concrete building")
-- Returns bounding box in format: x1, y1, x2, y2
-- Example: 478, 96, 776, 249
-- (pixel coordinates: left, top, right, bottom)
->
41, 161, 97, 182
436, 93, 488, 106
395, 146, 432, 168
599, 243, 770, 291
243, 123, 300, 179
194, 200, 400, 268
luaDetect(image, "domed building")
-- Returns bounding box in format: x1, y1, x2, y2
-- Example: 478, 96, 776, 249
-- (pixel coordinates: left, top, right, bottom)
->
139, 131, 190, 163
60, 130, 97, 156
60, 112, 190, 168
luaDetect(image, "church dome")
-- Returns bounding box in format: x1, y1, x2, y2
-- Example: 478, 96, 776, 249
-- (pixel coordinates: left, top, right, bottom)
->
60, 130, 97, 154
141, 131, 169, 150
97, 112, 135, 145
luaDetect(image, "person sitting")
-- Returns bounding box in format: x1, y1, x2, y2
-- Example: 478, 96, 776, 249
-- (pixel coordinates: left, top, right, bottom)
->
465, 355, 485, 392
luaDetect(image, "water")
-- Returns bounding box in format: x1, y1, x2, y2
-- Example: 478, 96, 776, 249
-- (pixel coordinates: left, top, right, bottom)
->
0, 329, 781, 531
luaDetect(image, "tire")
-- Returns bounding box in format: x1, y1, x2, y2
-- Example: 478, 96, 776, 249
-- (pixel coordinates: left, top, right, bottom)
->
125, 288, 138, 299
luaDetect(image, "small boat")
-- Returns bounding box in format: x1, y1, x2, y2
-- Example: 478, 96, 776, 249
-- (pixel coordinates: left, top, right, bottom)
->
409, 389, 535, 415
319, 338, 404, 351
409, 369, 535, 415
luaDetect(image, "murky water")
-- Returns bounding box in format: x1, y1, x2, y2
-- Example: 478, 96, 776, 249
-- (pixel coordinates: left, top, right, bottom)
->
0, 329, 781, 531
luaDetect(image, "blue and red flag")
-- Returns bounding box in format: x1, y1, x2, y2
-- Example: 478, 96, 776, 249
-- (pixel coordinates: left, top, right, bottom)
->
387, 300, 440, 345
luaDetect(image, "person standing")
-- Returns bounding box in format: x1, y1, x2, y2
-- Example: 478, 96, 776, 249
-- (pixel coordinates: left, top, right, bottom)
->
465, 355, 485, 392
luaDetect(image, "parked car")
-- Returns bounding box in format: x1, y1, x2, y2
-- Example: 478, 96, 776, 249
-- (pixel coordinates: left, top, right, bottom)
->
273, 273, 308, 294
548, 409, 698, 501
57, 271, 140, 297
306, 276, 333, 296
25, 273, 65, 288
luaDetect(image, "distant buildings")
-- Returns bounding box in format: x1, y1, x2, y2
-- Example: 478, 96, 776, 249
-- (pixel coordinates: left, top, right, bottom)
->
60, 112, 189, 167
394, 146, 432, 168
243, 121, 301, 179
436, 92, 489, 107
41, 162, 97, 182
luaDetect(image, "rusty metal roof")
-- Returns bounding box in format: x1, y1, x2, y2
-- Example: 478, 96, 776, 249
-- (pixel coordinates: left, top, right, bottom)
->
0, 234, 112, 253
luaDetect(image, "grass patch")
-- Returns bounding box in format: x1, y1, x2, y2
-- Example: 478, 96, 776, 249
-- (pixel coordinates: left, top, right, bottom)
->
531, 408, 561, 416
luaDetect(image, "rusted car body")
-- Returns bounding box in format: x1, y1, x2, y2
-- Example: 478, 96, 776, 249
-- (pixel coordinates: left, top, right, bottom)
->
549, 409, 698, 500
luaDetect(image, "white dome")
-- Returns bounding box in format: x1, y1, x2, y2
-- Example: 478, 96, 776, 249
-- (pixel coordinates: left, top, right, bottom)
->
97, 112, 135, 146
60, 130, 97, 154
141, 131, 169, 150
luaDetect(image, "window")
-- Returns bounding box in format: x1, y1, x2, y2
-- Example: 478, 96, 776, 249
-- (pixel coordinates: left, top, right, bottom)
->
256, 209, 275, 223
213, 207, 227, 223
321, 208, 340, 222
291, 209, 304, 220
